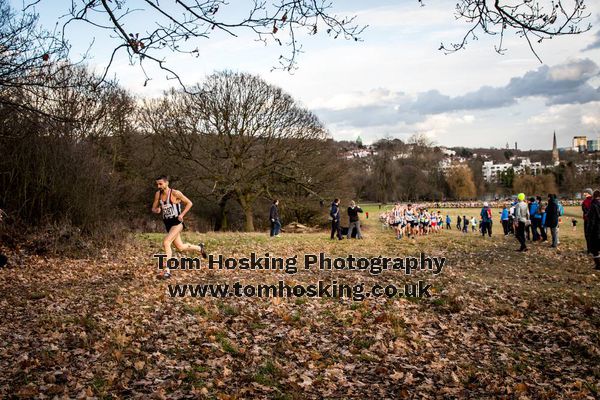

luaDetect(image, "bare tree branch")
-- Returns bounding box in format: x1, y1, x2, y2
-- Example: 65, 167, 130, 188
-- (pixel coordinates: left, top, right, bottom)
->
439, 0, 591, 61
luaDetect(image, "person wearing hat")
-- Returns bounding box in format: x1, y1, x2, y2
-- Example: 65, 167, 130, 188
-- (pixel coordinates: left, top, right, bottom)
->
514, 193, 530, 252
585, 190, 600, 270
480, 201, 493, 237
582, 188, 594, 254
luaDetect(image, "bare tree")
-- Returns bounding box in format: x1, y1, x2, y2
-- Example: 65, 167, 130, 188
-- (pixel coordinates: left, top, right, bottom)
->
0, 65, 128, 230
0, 0, 79, 115
441, 0, 592, 62
141, 71, 332, 231
53, 0, 366, 86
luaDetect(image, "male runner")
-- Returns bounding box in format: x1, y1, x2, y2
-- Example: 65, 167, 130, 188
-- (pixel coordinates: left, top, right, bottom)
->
404, 204, 417, 238
152, 175, 207, 279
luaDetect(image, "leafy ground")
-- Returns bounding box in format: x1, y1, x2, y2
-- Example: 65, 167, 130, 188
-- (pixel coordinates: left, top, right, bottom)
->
1, 206, 599, 399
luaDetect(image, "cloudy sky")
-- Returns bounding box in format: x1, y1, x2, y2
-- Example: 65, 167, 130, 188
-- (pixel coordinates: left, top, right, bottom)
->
23, 0, 600, 150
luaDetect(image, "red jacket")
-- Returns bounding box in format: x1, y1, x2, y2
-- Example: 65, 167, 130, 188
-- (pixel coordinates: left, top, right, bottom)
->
583, 197, 593, 220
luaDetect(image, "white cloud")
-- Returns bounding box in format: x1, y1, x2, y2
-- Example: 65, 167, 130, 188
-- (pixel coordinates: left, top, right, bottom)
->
582, 114, 600, 127
549, 58, 600, 81
412, 113, 476, 140
309, 88, 402, 110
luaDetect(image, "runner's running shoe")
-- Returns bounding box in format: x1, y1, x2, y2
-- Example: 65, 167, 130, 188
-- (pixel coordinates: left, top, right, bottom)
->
199, 243, 208, 259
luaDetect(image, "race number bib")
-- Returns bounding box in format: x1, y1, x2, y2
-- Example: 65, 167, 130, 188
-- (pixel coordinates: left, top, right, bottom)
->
162, 203, 177, 219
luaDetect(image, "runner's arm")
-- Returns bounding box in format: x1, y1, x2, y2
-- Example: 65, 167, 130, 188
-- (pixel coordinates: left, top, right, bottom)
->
173, 190, 193, 219
152, 191, 161, 213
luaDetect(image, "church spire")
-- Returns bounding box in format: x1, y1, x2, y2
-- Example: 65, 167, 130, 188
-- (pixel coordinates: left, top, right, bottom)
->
552, 131, 559, 164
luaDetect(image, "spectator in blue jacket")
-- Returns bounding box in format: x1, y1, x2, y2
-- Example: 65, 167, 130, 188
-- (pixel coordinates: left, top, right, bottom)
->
535, 196, 547, 242
528, 197, 538, 241
541, 206, 547, 228
480, 202, 493, 237
500, 205, 510, 236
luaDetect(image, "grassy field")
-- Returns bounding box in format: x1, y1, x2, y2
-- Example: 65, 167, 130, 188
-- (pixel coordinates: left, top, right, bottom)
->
0, 205, 598, 399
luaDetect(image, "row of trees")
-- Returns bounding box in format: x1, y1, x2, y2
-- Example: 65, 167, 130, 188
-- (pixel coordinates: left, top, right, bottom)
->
0, 65, 353, 235
3, 58, 595, 238
2, 65, 596, 240
0, 0, 359, 239
355, 137, 447, 202
353, 139, 599, 202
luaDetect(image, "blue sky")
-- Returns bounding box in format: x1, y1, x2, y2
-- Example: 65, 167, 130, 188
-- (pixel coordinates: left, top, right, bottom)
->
16, 0, 600, 150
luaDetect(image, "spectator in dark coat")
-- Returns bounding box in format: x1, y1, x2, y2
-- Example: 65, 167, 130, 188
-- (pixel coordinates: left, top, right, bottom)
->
585, 190, 600, 270
330, 198, 342, 240
545, 194, 560, 248
582, 188, 593, 253
347, 200, 364, 239
269, 199, 281, 237
0, 209, 6, 267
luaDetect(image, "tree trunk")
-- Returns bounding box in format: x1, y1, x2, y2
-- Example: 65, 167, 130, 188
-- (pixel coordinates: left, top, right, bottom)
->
214, 194, 230, 231
236, 192, 255, 232
243, 206, 254, 232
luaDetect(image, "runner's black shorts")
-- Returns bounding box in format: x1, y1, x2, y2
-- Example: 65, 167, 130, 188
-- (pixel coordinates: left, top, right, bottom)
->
164, 217, 185, 232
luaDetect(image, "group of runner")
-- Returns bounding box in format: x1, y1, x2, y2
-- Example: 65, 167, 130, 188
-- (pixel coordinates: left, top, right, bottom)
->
380, 197, 561, 244
378, 198, 558, 242
381, 203, 448, 239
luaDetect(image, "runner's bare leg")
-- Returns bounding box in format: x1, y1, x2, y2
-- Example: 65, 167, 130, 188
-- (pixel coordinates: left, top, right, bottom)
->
173, 234, 202, 253
162, 224, 184, 274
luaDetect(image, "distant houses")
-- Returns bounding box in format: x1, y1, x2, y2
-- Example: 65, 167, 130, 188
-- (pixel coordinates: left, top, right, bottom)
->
342, 133, 600, 182
481, 158, 545, 182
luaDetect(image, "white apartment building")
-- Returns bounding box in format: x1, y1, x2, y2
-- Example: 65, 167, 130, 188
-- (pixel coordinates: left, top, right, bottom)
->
513, 158, 543, 175
482, 161, 513, 182
482, 158, 545, 182
438, 158, 463, 175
